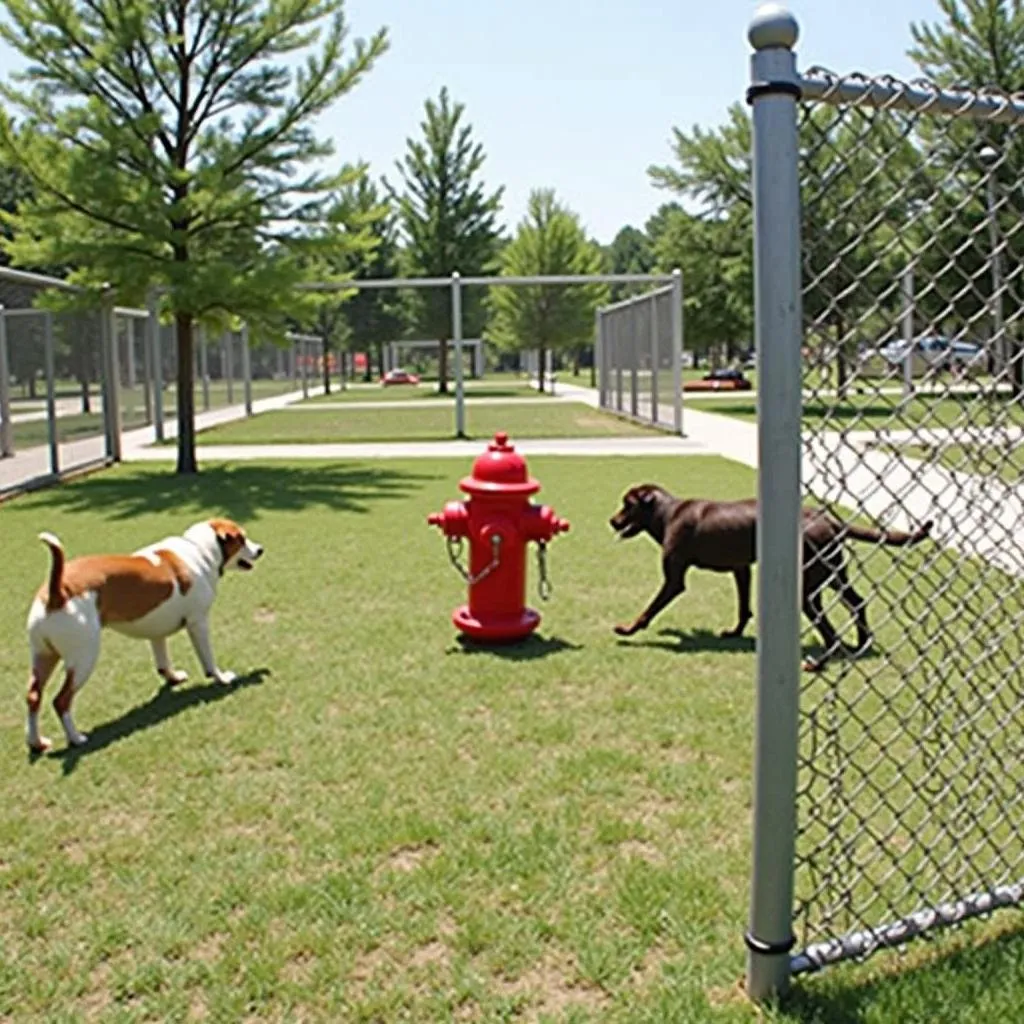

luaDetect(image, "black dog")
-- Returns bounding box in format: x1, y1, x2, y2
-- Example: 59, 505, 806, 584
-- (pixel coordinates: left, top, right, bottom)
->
610, 483, 933, 670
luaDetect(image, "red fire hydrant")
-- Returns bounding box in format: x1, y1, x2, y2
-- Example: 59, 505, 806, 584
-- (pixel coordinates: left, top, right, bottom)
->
427, 431, 570, 643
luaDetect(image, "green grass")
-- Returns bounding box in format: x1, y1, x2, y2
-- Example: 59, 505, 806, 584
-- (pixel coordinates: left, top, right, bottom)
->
2, 458, 1024, 1021
188, 402, 657, 445
892, 441, 1024, 483
304, 380, 548, 404
687, 390, 1024, 431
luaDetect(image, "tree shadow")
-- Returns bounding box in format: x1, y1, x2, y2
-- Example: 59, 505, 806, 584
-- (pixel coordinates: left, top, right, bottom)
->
446, 633, 583, 661
19, 462, 442, 521
38, 668, 271, 776
777, 925, 1024, 1023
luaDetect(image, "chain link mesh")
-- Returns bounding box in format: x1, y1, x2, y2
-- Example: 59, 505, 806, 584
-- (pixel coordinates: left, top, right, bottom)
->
597, 286, 678, 431
791, 69, 1024, 971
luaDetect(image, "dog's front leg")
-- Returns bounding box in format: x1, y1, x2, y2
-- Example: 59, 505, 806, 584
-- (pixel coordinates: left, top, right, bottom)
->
186, 617, 236, 685
615, 562, 686, 637
151, 638, 188, 686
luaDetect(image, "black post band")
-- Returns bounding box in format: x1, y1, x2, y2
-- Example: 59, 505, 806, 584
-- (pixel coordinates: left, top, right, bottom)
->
744, 931, 797, 956
746, 80, 803, 104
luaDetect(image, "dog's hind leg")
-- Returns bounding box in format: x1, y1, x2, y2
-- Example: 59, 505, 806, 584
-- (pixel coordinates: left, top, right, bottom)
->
802, 584, 844, 673
53, 647, 99, 748
722, 567, 753, 638
26, 649, 60, 753
151, 637, 188, 686
614, 561, 686, 637
832, 565, 872, 654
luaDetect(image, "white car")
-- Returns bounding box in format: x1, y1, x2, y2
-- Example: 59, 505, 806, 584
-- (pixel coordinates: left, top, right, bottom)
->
877, 335, 985, 370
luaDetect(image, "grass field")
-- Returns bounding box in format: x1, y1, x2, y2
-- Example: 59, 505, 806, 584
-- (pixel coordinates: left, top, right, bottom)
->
304, 381, 548, 404
2, 457, 1024, 1022
687, 390, 1024, 431
891, 442, 1024, 483
188, 403, 656, 445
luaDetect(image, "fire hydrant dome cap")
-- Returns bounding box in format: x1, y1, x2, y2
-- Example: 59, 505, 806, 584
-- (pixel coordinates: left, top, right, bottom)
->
460, 431, 540, 495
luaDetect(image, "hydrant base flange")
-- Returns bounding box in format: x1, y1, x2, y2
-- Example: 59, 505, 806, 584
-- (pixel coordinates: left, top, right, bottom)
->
453, 605, 541, 644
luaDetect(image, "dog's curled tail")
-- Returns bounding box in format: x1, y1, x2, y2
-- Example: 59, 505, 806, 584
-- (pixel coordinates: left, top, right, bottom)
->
846, 519, 934, 547
38, 532, 66, 610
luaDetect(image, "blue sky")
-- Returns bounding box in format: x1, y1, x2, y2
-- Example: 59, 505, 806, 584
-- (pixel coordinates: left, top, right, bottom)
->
0, 0, 945, 243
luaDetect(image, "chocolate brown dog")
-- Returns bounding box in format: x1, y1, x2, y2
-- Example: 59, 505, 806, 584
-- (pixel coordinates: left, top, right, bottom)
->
610, 483, 933, 670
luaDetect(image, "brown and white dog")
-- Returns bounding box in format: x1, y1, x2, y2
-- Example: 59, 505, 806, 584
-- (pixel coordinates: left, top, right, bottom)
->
24, 518, 264, 752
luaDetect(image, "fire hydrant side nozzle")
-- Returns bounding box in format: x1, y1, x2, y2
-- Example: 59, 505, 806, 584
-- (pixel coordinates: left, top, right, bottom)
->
426, 431, 571, 644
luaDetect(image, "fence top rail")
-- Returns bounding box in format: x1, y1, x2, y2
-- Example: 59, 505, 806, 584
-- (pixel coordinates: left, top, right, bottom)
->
0, 266, 87, 294
298, 271, 679, 293
800, 67, 1024, 125
599, 284, 674, 314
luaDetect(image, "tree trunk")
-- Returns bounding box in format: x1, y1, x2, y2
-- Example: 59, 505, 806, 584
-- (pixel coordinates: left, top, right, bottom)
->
538, 343, 546, 394
437, 337, 449, 394
175, 312, 198, 475
322, 340, 332, 396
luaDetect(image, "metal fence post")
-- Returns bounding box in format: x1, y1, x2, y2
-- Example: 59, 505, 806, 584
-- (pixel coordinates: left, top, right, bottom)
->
902, 264, 915, 399
745, 4, 803, 1003
101, 288, 123, 461
43, 311, 59, 474
595, 306, 605, 407
672, 268, 684, 435
649, 294, 660, 425
224, 333, 234, 405
980, 146, 1006, 378
241, 324, 253, 415
147, 288, 165, 443
0, 305, 12, 457
452, 272, 466, 437
140, 316, 153, 425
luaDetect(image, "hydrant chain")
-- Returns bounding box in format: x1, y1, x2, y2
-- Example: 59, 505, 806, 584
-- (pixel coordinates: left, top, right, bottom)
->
537, 542, 552, 601
447, 533, 502, 586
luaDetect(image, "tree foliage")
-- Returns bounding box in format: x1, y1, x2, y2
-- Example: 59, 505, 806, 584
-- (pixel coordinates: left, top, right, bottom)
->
0, 0, 388, 472
486, 189, 607, 391
391, 86, 503, 392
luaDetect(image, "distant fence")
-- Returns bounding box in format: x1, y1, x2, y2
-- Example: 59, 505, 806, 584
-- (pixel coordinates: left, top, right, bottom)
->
0, 269, 327, 498
596, 273, 684, 433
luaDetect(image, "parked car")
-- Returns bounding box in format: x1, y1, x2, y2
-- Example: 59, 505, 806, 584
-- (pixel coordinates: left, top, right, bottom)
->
683, 368, 753, 392
381, 368, 421, 387
877, 334, 985, 371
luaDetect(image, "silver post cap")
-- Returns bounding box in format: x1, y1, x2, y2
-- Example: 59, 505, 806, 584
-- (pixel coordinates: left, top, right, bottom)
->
748, 4, 799, 50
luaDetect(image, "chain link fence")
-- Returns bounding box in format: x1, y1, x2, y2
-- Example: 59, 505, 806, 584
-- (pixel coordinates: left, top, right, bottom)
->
596, 277, 684, 433
745, 14, 1024, 998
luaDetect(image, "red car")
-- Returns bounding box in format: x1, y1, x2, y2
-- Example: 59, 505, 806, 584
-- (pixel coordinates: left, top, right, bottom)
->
682, 368, 753, 392
381, 368, 421, 387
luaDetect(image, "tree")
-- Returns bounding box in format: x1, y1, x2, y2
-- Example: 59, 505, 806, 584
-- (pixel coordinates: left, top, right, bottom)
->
486, 189, 608, 392
607, 225, 654, 301
391, 86, 503, 393
909, 0, 1024, 396
0, 0, 389, 473
334, 176, 406, 384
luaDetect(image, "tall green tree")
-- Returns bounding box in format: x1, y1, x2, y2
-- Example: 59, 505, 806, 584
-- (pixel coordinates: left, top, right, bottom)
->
391, 86, 503, 393
486, 189, 608, 392
909, 0, 1024, 395
0, 0, 388, 473
334, 175, 406, 383
607, 225, 654, 301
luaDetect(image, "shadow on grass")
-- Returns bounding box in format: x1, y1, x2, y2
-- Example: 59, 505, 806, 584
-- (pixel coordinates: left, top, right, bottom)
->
616, 626, 757, 655
446, 633, 582, 661
616, 627, 883, 668
777, 924, 1024, 1023
42, 668, 271, 776
18, 462, 442, 521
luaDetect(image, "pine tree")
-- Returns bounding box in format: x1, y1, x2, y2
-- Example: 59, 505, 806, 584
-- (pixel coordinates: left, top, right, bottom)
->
391, 87, 503, 393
